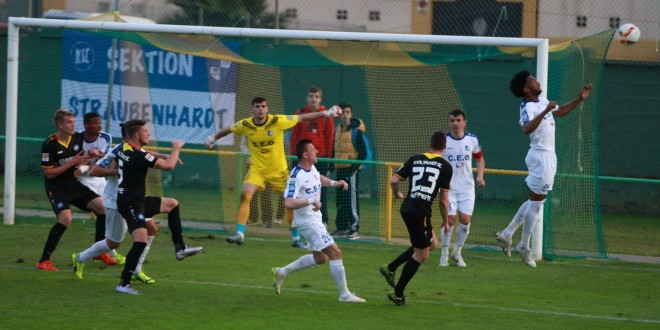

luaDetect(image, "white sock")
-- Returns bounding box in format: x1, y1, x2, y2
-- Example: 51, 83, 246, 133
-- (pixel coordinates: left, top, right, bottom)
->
504, 200, 529, 237
329, 259, 350, 297
282, 254, 317, 275
520, 201, 544, 248
453, 223, 470, 254
440, 225, 453, 253
135, 236, 154, 273
78, 240, 110, 263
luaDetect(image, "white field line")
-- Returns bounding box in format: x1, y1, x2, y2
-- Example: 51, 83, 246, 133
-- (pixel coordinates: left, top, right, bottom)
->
1, 263, 658, 324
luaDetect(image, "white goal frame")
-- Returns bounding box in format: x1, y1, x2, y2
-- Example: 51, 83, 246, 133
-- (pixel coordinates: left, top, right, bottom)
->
4, 17, 549, 260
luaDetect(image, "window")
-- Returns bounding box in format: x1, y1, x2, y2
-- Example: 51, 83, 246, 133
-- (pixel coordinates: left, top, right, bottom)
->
576, 16, 587, 28
369, 11, 380, 21
337, 9, 348, 20
98, 2, 110, 12
131, 3, 146, 16
285, 8, 297, 19
609, 17, 620, 28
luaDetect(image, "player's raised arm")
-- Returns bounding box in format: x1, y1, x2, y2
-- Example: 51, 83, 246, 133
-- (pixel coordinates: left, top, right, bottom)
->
553, 83, 594, 117
156, 140, 184, 171
205, 126, 233, 150
298, 105, 342, 122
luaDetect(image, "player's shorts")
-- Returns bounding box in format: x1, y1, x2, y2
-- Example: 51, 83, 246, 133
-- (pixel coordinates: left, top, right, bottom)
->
45, 181, 100, 216
449, 190, 475, 216
78, 176, 107, 196
401, 211, 434, 249
118, 197, 161, 233
143, 196, 162, 218
245, 168, 289, 192
525, 149, 557, 195
105, 207, 128, 243
296, 219, 335, 252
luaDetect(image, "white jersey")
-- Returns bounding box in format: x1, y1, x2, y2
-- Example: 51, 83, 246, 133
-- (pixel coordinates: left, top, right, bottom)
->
519, 97, 556, 151
284, 165, 322, 226
78, 131, 112, 188
95, 144, 122, 209
445, 131, 482, 193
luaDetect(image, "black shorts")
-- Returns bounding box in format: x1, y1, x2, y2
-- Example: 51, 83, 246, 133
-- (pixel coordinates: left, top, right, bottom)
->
401, 211, 434, 249
45, 181, 99, 216
144, 196, 161, 218
118, 197, 162, 233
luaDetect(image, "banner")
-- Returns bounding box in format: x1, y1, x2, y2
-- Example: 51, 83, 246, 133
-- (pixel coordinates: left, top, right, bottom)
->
62, 30, 237, 145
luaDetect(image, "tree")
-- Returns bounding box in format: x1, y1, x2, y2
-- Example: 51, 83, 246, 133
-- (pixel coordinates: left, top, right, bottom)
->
161, 0, 286, 28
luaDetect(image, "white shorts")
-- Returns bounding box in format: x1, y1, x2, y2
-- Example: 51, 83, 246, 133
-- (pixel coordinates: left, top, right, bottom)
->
449, 190, 475, 216
296, 220, 335, 252
525, 149, 557, 195
105, 208, 128, 243
78, 176, 106, 196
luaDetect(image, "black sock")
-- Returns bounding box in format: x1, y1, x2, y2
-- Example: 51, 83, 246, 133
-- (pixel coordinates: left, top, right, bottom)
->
95, 214, 106, 242
39, 222, 68, 263
394, 257, 421, 298
388, 247, 414, 272
118, 241, 147, 287
167, 205, 185, 251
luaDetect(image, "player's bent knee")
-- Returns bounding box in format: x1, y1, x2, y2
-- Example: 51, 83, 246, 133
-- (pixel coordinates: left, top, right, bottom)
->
106, 239, 121, 249
313, 252, 328, 265
146, 220, 159, 236
161, 197, 179, 212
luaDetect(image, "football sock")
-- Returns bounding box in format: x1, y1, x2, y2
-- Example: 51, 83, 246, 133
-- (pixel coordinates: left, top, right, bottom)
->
454, 223, 470, 254
39, 222, 67, 263
118, 241, 146, 287
291, 228, 300, 241
329, 259, 349, 297
394, 257, 421, 298
167, 205, 185, 247
78, 239, 110, 263
504, 200, 529, 237
282, 254, 316, 275
94, 214, 106, 242
441, 225, 453, 251
236, 224, 246, 235
236, 192, 254, 226
521, 200, 544, 248
136, 236, 154, 273
388, 247, 414, 272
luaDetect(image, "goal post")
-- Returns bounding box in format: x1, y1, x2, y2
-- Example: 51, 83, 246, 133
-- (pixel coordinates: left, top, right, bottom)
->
6, 16, 605, 262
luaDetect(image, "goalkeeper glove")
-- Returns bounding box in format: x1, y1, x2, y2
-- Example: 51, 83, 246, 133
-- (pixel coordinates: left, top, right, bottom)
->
205, 135, 216, 150
323, 105, 342, 118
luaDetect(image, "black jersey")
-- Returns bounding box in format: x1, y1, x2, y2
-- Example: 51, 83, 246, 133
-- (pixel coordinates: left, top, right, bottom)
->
116, 143, 159, 208
395, 152, 452, 217
41, 132, 85, 187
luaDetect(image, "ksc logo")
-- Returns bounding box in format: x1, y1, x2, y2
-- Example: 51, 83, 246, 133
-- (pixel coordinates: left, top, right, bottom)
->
71, 41, 95, 72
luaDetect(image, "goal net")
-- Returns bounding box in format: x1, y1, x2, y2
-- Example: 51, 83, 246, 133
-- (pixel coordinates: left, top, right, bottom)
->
3, 14, 612, 259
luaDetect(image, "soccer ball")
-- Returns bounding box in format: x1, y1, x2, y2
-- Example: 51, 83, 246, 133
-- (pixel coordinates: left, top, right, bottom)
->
615, 23, 641, 46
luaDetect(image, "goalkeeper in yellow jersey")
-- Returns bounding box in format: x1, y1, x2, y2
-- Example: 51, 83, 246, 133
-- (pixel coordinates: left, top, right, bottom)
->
205, 97, 342, 247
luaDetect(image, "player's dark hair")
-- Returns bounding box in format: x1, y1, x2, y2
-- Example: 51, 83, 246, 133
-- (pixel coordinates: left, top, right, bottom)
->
449, 109, 466, 119
252, 97, 267, 105
83, 112, 101, 123
510, 70, 530, 98
307, 85, 322, 95
429, 131, 446, 150
295, 139, 313, 159
119, 123, 127, 139
52, 109, 73, 125
338, 102, 352, 110
124, 119, 146, 139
